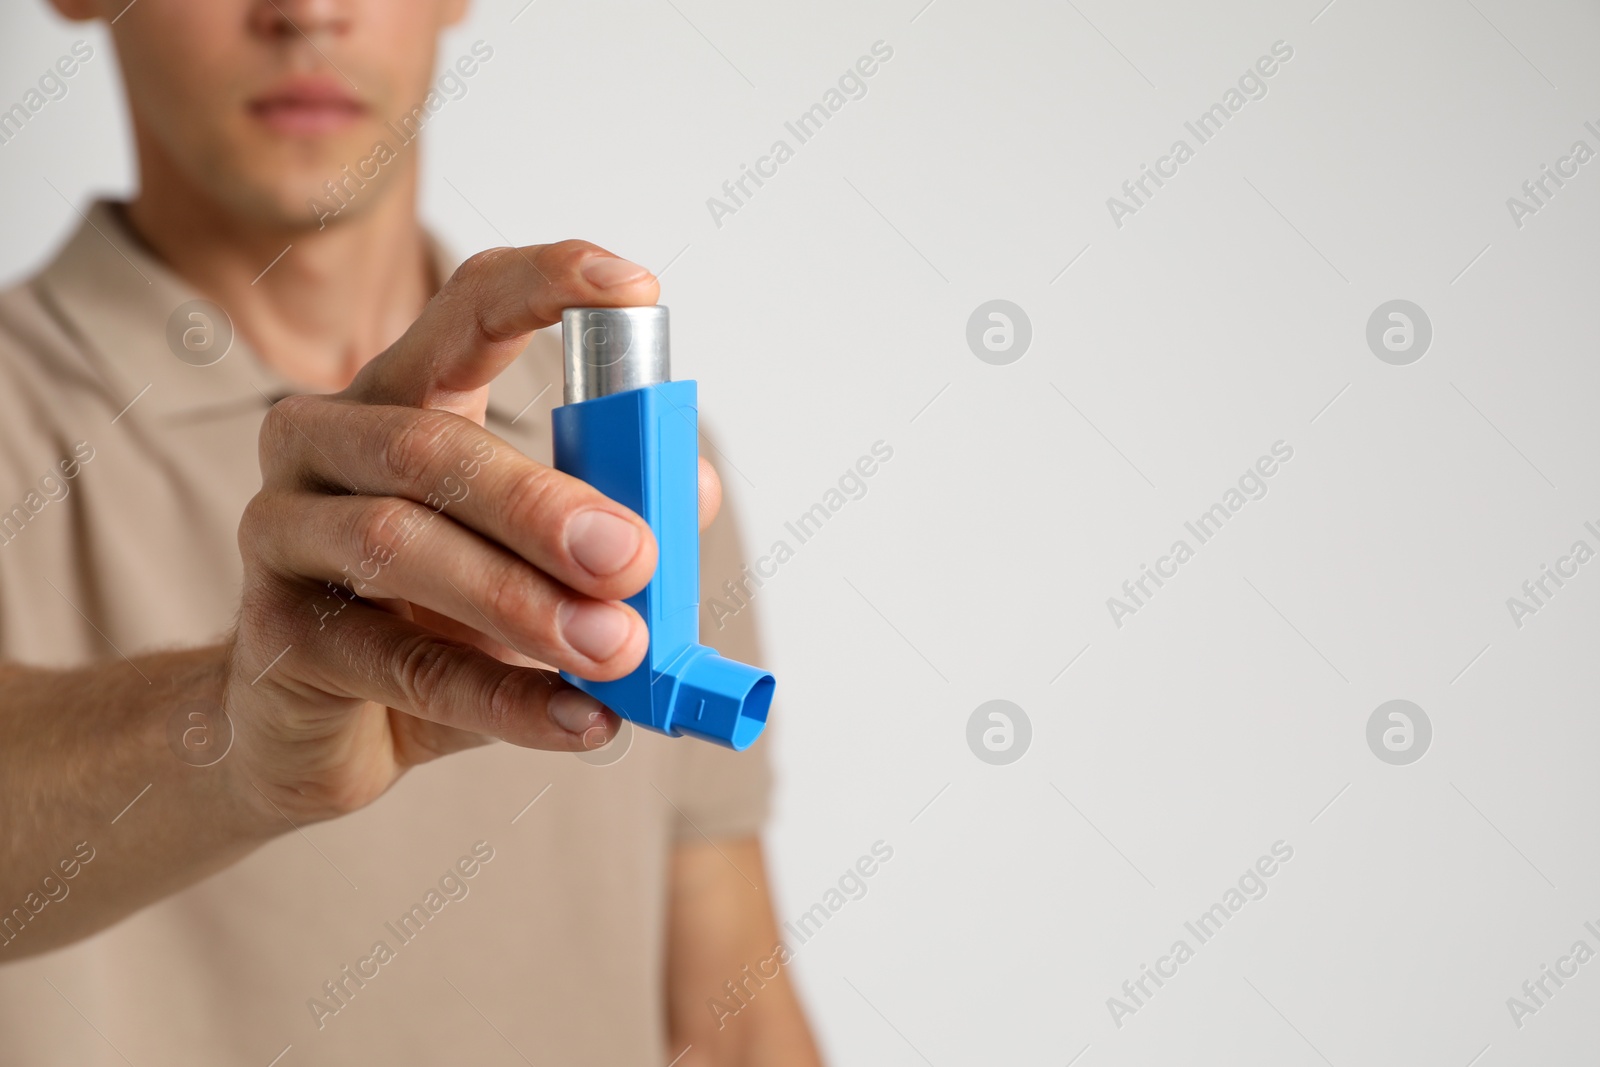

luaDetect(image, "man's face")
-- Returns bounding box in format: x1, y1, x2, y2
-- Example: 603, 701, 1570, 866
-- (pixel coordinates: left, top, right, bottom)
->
75, 0, 467, 228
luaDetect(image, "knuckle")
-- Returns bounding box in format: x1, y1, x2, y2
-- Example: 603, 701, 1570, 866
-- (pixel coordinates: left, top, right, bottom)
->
350, 498, 412, 573
538, 239, 601, 276
448, 247, 517, 292
498, 465, 567, 540
237, 492, 279, 565
445, 248, 527, 346
480, 668, 525, 740
485, 566, 552, 647
392, 631, 464, 721
380, 408, 456, 488
258, 394, 317, 470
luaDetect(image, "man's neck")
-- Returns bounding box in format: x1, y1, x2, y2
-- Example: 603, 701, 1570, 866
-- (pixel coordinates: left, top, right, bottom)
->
125, 150, 434, 393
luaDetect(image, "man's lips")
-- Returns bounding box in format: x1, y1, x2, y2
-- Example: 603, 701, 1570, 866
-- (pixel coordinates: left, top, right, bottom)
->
247, 79, 366, 135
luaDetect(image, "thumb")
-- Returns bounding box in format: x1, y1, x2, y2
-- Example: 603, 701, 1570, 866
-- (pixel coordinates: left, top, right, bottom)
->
346, 240, 659, 419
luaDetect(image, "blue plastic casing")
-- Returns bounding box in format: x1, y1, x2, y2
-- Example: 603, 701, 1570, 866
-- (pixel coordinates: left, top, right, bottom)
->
551, 380, 772, 750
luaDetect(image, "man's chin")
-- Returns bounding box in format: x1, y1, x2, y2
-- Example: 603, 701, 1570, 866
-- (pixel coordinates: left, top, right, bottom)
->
212, 167, 400, 234
211, 125, 407, 228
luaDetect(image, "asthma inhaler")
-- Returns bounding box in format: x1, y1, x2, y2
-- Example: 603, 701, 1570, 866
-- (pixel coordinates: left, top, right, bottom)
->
552, 306, 772, 751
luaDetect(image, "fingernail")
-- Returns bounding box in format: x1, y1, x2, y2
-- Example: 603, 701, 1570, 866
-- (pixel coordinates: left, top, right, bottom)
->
549, 688, 608, 734
558, 600, 633, 662
567, 509, 641, 576
581, 256, 652, 289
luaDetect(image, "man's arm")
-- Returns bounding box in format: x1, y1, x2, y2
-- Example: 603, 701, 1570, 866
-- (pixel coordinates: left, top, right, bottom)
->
0, 645, 279, 957
666, 837, 824, 1066
0, 243, 679, 961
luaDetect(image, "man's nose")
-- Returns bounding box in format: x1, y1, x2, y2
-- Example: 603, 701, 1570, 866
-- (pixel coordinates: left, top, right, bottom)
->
248, 0, 353, 41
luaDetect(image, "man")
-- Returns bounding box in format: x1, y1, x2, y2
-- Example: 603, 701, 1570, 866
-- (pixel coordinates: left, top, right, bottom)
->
0, 1, 822, 1064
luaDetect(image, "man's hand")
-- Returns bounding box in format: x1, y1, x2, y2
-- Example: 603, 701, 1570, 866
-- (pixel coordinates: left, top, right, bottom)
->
227, 241, 709, 825
0, 241, 730, 960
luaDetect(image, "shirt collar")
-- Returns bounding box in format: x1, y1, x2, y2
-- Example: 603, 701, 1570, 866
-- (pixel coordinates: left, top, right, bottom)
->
33, 200, 540, 426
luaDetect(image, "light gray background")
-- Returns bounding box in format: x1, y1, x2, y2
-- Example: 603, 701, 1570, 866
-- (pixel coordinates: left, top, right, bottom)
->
3, 0, 1598, 1063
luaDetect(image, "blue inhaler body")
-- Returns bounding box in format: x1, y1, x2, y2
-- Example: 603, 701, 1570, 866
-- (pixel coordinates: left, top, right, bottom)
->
551, 306, 771, 751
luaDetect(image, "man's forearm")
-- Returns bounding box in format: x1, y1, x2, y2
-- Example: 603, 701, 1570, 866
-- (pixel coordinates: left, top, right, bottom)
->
667, 838, 825, 1066
0, 644, 280, 960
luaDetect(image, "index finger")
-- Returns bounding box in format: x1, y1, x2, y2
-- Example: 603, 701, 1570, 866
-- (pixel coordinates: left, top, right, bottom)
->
347, 240, 660, 418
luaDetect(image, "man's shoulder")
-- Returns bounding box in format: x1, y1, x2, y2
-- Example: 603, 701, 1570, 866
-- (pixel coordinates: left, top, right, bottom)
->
0, 276, 116, 442
0, 263, 111, 365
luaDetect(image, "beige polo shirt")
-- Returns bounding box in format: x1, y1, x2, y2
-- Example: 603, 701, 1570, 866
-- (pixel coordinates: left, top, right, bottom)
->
0, 202, 772, 1066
